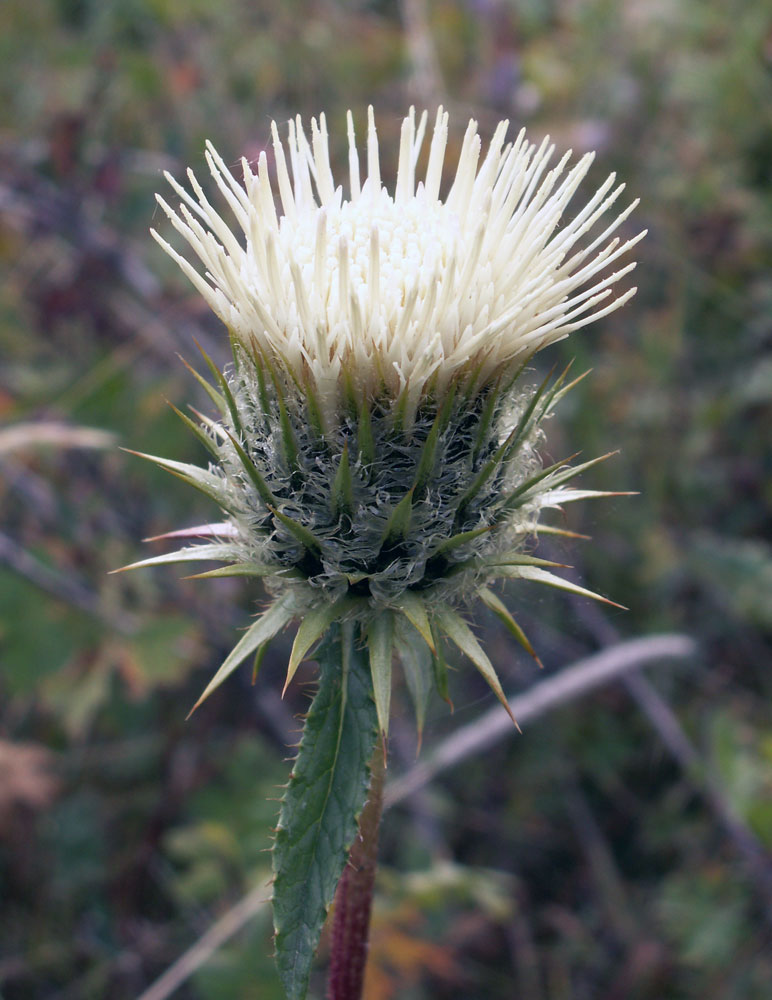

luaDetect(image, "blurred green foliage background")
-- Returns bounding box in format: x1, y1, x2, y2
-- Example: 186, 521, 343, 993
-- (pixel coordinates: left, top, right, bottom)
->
1, 1, 771, 997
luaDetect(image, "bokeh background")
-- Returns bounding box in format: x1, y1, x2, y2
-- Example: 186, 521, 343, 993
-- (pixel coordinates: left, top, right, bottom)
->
2, 1, 772, 998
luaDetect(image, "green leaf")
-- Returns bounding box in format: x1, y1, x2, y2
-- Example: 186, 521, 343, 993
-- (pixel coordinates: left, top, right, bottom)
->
431, 523, 492, 558
494, 565, 626, 608
111, 543, 240, 574
368, 611, 395, 738
167, 402, 220, 459
478, 586, 543, 667
270, 506, 323, 553
434, 604, 518, 727
379, 488, 414, 549
178, 354, 229, 418
470, 379, 501, 463
224, 429, 276, 508
429, 620, 452, 708
331, 442, 354, 517
183, 562, 299, 581
392, 591, 435, 652
273, 623, 378, 1000
124, 449, 238, 513
357, 398, 375, 468
395, 618, 434, 744
188, 594, 296, 716
284, 596, 357, 694
412, 385, 457, 494
194, 338, 244, 436
497, 452, 616, 515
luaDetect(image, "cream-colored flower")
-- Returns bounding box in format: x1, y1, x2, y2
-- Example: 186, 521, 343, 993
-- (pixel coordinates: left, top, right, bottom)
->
153, 107, 643, 425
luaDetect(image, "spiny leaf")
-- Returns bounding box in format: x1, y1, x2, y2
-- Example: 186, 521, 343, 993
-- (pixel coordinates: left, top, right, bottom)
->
178, 354, 228, 417
380, 488, 414, 549
167, 402, 220, 459
498, 452, 617, 515
270, 506, 323, 553
284, 596, 357, 694
188, 594, 296, 716
143, 521, 238, 542
394, 618, 434, 747
478, 587, 543, 668
223, 429, 276, 508
434, 604, 518, 728
534, 524, 591, 540
368, 611, 395, 738
412, 384, 457, 494
123, 449, 238, 514
193, 338, 244, 436
540, 365, 591, 419
331, 442, 354, 518
500, 362, 557, 456
391, 384, 410, 435
484, 553, 568, 570
110, 542, 240, 574
392, 591, 435, 652
184, 562, 301, 581
431, 523, 493, 559
470, 378, 501, 464
357, 398, 375, 468
273, 623, 378, 1000
261, 351, 299, 472
540, 487, 637, 506
430, 620, 452, 708
494, 565, 627, 609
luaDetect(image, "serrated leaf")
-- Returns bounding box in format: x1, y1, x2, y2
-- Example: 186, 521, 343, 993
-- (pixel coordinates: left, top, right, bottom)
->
273, 623, 378, 1000
368, 612, 395, 738
434, 604, 518, 727
188, 594, 295, 716
284, 596, 356, 694
111, 543, 240, 574
494, 565, 626, 608
395, 618, 434, 745
478, 586, 543, 668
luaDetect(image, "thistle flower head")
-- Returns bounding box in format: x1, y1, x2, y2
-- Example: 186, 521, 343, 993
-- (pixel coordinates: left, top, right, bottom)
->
153, 107, 642, 427
131, 108, 643, 738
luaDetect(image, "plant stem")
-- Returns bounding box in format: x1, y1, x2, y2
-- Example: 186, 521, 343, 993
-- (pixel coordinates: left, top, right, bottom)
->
326, 738, 386, 1000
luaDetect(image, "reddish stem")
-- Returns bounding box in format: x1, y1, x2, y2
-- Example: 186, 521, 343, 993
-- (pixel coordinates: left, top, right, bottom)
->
326, 741, 386, 1000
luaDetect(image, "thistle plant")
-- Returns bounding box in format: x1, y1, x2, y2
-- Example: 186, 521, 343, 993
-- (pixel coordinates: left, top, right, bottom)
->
124, 107, 642, 1000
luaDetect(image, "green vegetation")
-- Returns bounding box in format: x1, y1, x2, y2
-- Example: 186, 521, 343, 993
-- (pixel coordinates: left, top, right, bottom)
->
1, 1, 771, 997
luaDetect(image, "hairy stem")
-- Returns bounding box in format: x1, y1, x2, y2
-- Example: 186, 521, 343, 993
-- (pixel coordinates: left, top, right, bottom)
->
326, 739, 386, 1000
